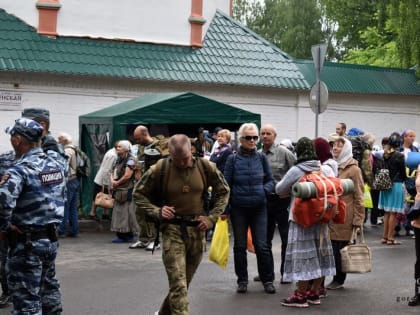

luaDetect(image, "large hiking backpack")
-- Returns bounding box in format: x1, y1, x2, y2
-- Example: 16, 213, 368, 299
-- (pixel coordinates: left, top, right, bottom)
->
349, 136, 368, 164
69, 145, 91, 178
292, 172, 352, 227
143, 135, 169, 173
349, 136, 373, 185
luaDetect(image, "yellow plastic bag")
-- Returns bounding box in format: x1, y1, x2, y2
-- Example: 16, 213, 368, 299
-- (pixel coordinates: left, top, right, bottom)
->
364, 184, 373, 209
208, 218, 229, 269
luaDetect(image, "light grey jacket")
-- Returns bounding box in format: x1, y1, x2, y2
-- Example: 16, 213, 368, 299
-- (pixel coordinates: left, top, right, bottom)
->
275, 160, 321, 221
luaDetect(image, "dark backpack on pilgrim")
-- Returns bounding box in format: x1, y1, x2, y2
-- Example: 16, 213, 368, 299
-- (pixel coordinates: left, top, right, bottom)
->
69, 145, 91, 179
349, 136, 373, 186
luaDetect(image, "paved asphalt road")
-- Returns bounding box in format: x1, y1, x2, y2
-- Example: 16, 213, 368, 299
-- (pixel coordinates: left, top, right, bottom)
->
3, 220, 419, 315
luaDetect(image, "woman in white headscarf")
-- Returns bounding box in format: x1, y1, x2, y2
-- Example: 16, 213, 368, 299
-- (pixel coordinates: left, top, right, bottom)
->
327, 137, 364, 290
110, 140, 139, 243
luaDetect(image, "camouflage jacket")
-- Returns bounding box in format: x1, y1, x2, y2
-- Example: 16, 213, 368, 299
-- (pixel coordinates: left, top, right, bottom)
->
0, 150, 16, 176
42, 132, 69, 178
134, 158, 230, 227
0, 147, 66, 231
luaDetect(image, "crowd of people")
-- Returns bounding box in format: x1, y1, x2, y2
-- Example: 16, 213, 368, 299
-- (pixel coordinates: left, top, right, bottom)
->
0, 110, 420, 314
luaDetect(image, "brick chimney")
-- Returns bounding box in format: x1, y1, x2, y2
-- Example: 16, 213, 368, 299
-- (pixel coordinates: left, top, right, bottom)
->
36, 0, 61, 37
189, 0, 206, 48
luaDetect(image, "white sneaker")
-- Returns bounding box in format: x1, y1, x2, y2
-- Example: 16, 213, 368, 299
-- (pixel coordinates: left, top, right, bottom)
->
128, 240, 149, 249
146, 242, 160, 251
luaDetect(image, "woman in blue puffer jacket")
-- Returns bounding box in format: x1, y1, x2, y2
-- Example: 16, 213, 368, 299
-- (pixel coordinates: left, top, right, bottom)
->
223, 123, 275, 294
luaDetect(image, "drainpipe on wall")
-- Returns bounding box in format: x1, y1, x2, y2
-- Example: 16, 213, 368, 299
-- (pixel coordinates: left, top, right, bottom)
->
189, 0, 206, 48
36, 0, 61, 37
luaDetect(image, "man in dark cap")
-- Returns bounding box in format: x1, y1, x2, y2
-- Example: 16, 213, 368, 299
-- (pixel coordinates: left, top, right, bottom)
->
21, 108, 68, 171
0, 118, 66, 314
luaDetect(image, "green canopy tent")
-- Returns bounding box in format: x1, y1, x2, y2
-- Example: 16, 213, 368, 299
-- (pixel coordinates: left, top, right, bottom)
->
78, 92, 261, 215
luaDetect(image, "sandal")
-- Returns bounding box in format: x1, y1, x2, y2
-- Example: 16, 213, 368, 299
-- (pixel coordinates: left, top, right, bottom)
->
381, 238, 388, 244
387, 239, 401, 245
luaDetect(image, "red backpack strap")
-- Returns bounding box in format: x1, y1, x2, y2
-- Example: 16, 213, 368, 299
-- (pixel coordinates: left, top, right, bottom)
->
311, 173, 329, 217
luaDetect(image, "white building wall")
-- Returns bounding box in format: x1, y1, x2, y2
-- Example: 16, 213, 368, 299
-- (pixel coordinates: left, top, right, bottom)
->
0, 75, 419, 153
0, 83, 131, 152
216, 89, 420, 144
0, 0, 230, 45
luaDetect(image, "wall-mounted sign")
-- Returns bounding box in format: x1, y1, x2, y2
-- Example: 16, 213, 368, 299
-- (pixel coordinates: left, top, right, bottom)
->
0, 91, 22, 109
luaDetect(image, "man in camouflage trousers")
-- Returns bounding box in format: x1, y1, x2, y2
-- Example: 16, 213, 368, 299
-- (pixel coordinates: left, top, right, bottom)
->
0, 118, 66, 314
130, 125, 169, 250
134, 134, 230, 315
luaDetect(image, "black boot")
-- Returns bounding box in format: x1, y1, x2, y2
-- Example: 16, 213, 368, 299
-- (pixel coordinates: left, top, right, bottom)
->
408, 283, 420, 306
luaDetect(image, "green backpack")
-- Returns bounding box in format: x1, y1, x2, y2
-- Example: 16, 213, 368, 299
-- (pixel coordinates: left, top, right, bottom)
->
69, 145, 91, 178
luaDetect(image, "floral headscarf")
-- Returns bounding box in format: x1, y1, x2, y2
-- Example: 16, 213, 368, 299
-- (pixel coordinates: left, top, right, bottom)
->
296, 137, 318, 164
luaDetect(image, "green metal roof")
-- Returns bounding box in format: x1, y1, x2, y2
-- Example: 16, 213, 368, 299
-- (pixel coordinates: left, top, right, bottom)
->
0, 8, 418, 95
296, 59, 420, 96
0, 8, 308, 90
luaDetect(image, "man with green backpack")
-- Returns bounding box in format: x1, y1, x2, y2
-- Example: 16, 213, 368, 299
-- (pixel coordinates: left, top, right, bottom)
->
134, 134, 229, 315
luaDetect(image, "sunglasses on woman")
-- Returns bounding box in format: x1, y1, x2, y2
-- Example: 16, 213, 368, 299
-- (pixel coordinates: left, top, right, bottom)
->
242, 136, 259, 141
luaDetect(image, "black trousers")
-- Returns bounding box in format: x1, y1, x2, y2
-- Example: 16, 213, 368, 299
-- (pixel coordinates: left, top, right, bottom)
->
415, 227, 420, 281
266, 196, 290, 277
0, 239, 7, 295
369, 189, 381, 224
331, 240, 349, 284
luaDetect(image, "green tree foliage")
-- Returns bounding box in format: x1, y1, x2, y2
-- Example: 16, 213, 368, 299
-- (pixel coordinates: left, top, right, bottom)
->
344, 26, 399, 67
278, 0, 325, 59
233, 0, 264, 26
234, 0, 326, 59
387, 0, 420, 71
322, 0, 419, 74
234, 0, 419, 76
320, 0, 379, 55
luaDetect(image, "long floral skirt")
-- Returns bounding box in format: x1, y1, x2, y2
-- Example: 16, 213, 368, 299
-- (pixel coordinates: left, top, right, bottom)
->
283, 221, 336, 282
